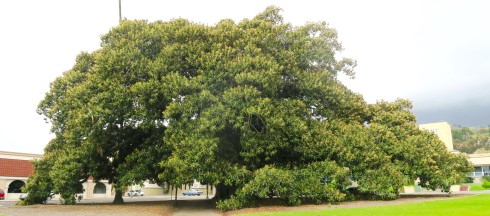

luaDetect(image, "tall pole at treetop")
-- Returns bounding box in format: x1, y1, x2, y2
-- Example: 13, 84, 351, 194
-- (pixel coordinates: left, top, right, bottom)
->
119, 0, 122, 22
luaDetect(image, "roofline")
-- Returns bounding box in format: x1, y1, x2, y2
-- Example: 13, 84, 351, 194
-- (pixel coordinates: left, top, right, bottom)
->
0, 151, 43, 158
467, 153, 490, 158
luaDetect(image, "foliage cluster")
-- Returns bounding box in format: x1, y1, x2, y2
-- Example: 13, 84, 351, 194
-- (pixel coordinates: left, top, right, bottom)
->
482, 180, 490, 189
217, 161, 349, 210
27, 6, 472, 208
482, 181, 490, 189
452, 126, 490, 153
17, 159, 53, 205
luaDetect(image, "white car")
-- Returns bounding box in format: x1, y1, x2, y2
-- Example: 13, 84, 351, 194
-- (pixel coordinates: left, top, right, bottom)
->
19, 193, 28, 200
19, 192, 54, 203
135, 189, 144, 196
126, 189, 144, 196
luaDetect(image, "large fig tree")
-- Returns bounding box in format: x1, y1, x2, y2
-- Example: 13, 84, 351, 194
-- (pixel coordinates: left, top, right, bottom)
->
29, 6, 471, 208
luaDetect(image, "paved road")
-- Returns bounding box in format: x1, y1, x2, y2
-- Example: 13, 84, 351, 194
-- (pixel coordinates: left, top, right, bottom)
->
0, 194, 213, 207
0, 195, 221, 216
401, 190, 490, 196
0, 200, 16, 207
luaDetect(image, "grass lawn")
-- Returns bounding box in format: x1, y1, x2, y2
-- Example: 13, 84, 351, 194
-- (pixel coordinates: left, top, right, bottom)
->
239, 194, 490, 216
466, 183, 488, 191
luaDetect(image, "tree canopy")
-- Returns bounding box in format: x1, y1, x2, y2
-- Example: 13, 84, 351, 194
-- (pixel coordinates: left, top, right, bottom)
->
27, 6, 472, 207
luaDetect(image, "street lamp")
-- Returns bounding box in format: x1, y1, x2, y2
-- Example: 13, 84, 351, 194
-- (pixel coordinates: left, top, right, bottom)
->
119, 0, 122, 22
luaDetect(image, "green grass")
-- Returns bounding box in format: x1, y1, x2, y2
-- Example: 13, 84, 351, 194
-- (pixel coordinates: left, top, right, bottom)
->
239, 194, 490, 216
467, 183, 486, 191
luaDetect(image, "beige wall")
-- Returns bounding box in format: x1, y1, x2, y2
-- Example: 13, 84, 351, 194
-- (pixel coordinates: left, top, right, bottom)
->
468, 153, 490, 166
0, 177, 28, 200
82, 181, 112, 199
0, 179, 5, 192
419, 122, 454, 150
142, 188, 166, 196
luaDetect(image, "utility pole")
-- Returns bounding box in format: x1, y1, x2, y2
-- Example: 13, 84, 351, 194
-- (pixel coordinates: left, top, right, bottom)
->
118, 0, 122, 22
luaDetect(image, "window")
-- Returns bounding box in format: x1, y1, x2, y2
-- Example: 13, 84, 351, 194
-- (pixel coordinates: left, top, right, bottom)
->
93, 182, 106, 194
430, 128, 439, 136
474, 167, 483, 172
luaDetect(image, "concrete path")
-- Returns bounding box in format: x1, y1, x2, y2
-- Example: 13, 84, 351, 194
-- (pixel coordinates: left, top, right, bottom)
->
171, 199, 222, 216
401, 189, 490, 196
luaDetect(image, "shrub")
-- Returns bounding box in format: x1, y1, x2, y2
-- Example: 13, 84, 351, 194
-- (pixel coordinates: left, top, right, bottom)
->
20, 159, 54, 205
237, 165, 299, 205
216, 196, 243, 211
217, 161, 350, 211
482, 176, 490, 182
293, 161, 350, 204
464, 176, 474, 183
482, 180, 490, 189
59, 194, 77, 205
354, 165, 404, 200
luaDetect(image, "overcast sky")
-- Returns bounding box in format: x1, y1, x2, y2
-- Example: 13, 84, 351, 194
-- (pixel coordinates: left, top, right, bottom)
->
1, 0, 489, 154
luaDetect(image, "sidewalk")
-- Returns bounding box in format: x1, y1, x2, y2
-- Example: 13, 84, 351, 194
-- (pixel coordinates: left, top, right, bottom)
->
401, 190, 490, 196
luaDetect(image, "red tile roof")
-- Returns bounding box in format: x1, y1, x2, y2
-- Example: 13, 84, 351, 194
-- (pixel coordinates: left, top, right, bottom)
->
0, 158, 34, 177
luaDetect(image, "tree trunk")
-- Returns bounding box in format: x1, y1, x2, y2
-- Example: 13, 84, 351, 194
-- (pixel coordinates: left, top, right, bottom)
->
170, 185, 173, 200
113, 188, 124, 204
174, 186, 178, 203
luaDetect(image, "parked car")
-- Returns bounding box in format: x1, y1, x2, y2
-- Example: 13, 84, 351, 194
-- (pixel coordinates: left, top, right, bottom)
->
19, 193, 28, 200
182, 189, 203, 196
126, 190, 144, 196
19, 192, 54, 203
135, 189, 144, 196
19, 192, 54, 204
0, 189, 4, 200
126, 190, 137, 196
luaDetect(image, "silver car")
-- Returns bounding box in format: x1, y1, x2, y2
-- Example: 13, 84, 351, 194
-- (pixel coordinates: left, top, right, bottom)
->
182, 189, 203, 196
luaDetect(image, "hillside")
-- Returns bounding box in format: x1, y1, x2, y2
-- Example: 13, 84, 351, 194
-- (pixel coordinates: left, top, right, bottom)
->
451, 125, 490, 154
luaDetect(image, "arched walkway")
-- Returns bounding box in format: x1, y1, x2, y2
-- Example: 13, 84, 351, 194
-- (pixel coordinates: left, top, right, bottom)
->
93, 182, 107, 194
8, 180, 25, 193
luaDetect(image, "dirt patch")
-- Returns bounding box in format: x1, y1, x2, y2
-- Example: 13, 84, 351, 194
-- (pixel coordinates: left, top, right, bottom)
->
0, 194, 472, 216
172, 200, 222, 216
223, 194, 471, 215
0, 201, 174, 216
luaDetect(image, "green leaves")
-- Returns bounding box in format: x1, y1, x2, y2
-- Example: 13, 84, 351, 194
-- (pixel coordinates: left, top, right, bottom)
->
19, 159, 54, 205
32, 6, 471, 208
216, 161, 349, 210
